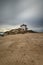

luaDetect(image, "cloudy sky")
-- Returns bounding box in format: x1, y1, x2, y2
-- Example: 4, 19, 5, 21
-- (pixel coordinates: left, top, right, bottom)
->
0, 0, 43, 32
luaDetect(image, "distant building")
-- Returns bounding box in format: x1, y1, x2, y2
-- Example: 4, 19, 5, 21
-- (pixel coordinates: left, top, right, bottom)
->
20, 24, 28, 32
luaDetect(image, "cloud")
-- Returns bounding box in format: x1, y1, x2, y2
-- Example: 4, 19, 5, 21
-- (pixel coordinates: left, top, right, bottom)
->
0, 24, 20, 32
0, 0, 43, 32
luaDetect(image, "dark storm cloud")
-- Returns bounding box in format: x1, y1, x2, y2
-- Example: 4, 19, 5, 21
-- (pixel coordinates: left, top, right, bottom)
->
0, 0, 43, 32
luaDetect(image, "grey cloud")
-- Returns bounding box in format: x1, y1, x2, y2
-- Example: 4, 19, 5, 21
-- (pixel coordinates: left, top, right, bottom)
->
0, 0, 43, 32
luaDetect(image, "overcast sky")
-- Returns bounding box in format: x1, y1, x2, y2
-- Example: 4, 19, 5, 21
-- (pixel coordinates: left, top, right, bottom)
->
0, 0, 43, 32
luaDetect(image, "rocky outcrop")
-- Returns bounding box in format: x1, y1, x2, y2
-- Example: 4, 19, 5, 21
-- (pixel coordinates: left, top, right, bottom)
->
4, 24, 36, 35
5, 28, 25, 35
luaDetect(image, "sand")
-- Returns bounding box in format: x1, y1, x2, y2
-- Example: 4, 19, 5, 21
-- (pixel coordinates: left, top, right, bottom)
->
0, 33, 43, 65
